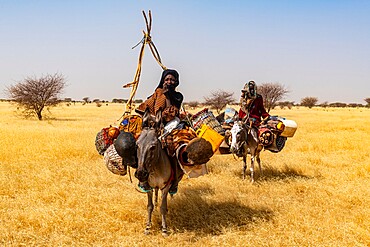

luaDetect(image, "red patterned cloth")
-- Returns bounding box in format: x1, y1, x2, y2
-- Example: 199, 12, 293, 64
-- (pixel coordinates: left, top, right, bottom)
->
238, 94, 269, 126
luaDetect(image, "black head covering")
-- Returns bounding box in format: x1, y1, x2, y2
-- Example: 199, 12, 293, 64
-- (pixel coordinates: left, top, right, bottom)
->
157, 69, 180, 89
157, 69, 183, 109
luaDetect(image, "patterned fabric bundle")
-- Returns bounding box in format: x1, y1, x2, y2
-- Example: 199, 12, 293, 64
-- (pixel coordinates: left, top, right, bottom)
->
95, 127, 118, 155
171, 126, 198, 157
162, 126, 197, 157
103, 144, 127, 176
169, 126, 210, 178
119, 115, 142, 139
258, 127, 274, 146
162, 106, 179, 122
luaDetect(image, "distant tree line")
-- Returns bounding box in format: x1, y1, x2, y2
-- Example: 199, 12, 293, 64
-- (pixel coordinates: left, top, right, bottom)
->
190, 82, 290, 113
3, 72, 370, 120
299, 97, 369, 108
78, 98, 143, 104
186, 87, 369, 113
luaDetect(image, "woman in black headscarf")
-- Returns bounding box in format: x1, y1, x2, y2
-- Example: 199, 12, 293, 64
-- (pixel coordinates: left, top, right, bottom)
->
136, 69, 184, 194
137, 69, 183, 123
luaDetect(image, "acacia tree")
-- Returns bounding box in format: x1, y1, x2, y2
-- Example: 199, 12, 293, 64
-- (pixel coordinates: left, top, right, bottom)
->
6, 73, 66, 120
258, 82, 289, 112
204, 90, 235, 114
301, 97, 318, 108
365, 98, 370, 107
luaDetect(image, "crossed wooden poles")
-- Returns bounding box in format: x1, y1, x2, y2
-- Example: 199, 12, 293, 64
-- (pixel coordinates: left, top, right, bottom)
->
122, 10, 167, 117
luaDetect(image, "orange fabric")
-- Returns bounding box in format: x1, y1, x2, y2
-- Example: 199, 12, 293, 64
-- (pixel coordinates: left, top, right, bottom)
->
119, 115, 142, 139
138, 88, 179, 122
164, 127, 197, 157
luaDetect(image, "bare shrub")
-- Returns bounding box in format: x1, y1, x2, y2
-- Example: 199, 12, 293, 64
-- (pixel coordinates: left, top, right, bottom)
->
301, 97, 318, 108
258, 82, 289, 112
204, 90, 235, 114
365, 98, 370, 107
6, 73, 66, 120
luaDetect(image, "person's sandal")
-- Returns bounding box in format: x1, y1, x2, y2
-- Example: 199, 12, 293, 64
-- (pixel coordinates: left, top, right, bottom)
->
136, 182, 152, 193
169, 184, 178, 195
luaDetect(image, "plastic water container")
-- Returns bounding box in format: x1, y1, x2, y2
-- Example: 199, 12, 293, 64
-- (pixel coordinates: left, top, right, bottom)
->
280, 119, 297, 137
195, 124, 224, 152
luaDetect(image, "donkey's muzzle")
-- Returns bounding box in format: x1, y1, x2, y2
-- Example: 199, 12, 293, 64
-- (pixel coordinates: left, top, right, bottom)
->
230, 143, 244, 157
135, 168, 149, 182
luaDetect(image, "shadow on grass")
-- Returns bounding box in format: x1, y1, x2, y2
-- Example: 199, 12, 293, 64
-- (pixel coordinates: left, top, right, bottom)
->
232, 162, 313, 182
166, 186, 273, 236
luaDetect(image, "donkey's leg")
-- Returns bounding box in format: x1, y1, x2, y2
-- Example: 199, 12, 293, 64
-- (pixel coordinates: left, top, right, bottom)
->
145, 191, 154, 235
154, 188, 159, 207
242, 156, 247, 180
250, 155, 255, 183
256, 151, 262, 177
160, 189, 170, 237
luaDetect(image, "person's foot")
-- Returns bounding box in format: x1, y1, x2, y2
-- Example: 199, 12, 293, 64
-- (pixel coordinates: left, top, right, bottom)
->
137, 181, 152, 193
169, 181, 179, 195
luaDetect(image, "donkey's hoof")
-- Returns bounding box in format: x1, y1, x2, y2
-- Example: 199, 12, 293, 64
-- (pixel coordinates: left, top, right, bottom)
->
162, 230, 169, 237
144, 229, 150, 235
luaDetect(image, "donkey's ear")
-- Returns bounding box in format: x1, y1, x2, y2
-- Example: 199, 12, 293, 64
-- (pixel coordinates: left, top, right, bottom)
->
142, 108, 151, 128
155, 108, 163, 129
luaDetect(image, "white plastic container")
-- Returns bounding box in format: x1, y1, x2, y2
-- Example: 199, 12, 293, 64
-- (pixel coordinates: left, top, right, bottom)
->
279, 119, 297, 138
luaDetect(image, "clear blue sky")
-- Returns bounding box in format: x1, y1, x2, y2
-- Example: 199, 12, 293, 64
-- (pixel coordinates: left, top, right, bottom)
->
1, 0, 369, 104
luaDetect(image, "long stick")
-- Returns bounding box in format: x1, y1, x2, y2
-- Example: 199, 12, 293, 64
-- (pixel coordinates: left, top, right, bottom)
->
121, 10, 167, 119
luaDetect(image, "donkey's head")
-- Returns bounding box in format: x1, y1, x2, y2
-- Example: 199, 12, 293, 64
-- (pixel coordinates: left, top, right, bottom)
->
134, 109, 163, 182
229, 121, 247, 157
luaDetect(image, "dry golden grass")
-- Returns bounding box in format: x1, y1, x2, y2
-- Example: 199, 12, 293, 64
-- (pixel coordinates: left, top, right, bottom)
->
1, 102, 370, 246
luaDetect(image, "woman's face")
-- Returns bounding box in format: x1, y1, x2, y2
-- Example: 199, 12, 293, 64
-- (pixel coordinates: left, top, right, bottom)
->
163, 74, 177, 88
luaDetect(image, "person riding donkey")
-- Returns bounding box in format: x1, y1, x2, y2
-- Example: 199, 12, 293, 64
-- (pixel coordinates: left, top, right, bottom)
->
135, 69, 184, 194
238, 80, 270, 127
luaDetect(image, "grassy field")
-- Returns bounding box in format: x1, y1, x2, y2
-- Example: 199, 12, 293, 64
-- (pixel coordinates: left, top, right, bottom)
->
1, 102, 370, 246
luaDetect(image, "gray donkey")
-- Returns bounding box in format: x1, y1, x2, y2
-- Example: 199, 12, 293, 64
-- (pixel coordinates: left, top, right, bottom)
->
134, 109, 173, 236
229, 121, 263, 182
